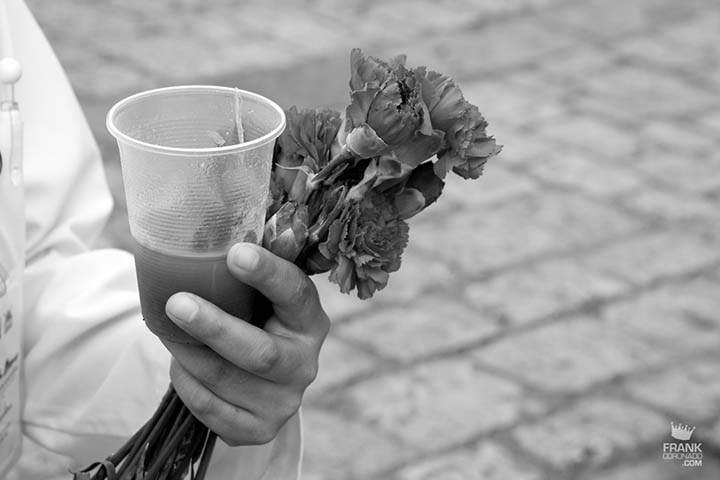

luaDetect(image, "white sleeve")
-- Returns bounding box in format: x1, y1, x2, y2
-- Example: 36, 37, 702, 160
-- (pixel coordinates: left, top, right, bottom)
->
6, 1, 300, 478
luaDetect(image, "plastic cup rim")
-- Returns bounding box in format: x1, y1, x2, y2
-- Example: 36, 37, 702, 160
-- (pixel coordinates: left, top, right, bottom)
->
106, 85, 287, 157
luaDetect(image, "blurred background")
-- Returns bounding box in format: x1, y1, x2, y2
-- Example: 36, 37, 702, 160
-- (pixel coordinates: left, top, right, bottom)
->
26, 0, 720, 478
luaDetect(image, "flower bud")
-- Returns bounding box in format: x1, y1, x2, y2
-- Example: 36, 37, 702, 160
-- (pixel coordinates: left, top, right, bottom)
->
262, 202, 309, 262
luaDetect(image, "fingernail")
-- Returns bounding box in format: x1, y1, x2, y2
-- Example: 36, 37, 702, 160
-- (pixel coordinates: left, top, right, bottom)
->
166, 294, 199, 324
231, 244, 260, 271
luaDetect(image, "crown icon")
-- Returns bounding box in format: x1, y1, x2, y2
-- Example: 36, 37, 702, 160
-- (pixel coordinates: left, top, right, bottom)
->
670, 422, 695, 441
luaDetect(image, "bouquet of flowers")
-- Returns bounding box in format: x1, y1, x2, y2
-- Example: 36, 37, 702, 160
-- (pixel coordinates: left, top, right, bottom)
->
75, 48, 500, 480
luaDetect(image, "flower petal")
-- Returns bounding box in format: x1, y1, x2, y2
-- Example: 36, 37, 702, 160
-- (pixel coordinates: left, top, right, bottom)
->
349, 48, 394, 91
345, 124, 389, 158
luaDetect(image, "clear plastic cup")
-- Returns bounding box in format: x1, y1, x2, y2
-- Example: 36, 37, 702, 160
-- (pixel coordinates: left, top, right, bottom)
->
107, 86, 285, 344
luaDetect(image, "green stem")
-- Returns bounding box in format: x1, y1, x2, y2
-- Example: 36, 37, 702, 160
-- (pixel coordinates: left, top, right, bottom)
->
144, 414, 196, 478
312, 146, 354, 185
116, 391, 183, 479
194, 432, 217, 479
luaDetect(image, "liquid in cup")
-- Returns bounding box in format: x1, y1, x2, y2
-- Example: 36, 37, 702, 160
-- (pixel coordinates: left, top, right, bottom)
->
132, 242, 257, 341
107, 86, 286, 344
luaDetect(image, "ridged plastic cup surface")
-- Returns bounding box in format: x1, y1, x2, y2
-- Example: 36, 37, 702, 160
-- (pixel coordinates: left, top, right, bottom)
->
107, 86, 285, 344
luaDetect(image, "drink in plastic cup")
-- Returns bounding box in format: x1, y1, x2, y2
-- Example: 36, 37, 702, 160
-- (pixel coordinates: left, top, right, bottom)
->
107, 86, 286, 344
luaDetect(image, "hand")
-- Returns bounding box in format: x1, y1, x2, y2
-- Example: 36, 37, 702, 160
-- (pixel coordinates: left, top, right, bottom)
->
163, 243, 330, 446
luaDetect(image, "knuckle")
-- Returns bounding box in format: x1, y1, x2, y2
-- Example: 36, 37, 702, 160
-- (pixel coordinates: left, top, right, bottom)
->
251, 340, 282, 375
318, 311, 331, 338
221, 433, 245, 448
298, 360, 319, 386
236, 421, 279, 447
201, 361, 231, 388
247, 422, 278, 445
199, 311, 227, 340
288, 276, 316, 307
283, 394, 303, 419
186, 387, 214, 417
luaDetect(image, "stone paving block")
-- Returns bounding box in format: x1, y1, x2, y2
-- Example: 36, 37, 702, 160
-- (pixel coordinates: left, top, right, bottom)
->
638, 121, 716, 154
392, 441, 542, 480
602, 289, 720, 354
664, 7, 720, 54
465, 258, 628, 326
460, 79, 567, 132
615, 32, 719, 74
475, 278, 720, 393
586, 455, 720, 480
388, 14, 580, 81
302, 407, 418, 479
699, 111, 720, 132
624, 358, 720, 423
525, 150, 644, 197
409, 201, 555, 275
69, 61, 152, 100
411, 191, 641, 275
535, 44, 618, 83
577, 65, 716, 120
489, 133, 557, 169
551, 0, 690, 38
29, 1, 140, 47
582, 232, 720, 286
305, 335, 380, 399
620, 188, 720, 224
633, 148, 720, 193
45, 40, 105, 81
459, 79, 536, 120
532, 116, 639, 161
231, 6, 348, 57
440, 167, 539, 209
104, 34, 297, 82
316, 242, 457, 311
512, 397, 667, 470
358, 0, 491, 40
375, 244, 457, 304
336, 295, 500, 362
474, 316, 663, 393
331, 358, 544, 450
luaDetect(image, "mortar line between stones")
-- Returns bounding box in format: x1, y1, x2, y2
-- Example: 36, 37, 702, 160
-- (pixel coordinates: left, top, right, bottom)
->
370, 346, 720, 479
320, 261, 720, 402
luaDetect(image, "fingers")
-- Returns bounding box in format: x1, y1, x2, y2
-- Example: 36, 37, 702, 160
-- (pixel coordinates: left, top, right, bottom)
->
162, 340, 253, 404
170, 360, 295, 446
166, 342, 303, 425
226, 243, 330, 339
166, 293, 318, 384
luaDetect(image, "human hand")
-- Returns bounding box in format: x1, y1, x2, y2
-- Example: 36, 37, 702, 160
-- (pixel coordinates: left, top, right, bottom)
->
163, 243, 330, 446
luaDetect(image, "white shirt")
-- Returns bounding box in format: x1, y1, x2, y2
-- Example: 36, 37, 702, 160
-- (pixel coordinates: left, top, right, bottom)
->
0, 1, 301, 478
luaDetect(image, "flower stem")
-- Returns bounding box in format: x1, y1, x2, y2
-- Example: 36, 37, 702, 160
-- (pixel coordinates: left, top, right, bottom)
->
194, 432, 217, 479
144, 413, 196, 478
115, 389, 183, 479
312, 146, 354, 185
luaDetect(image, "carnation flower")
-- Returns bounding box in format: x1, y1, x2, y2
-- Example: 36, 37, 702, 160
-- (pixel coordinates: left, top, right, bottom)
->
341, 49, 433, 159
421, 70, 502, 179
274, 107, 342, 200
310, 191, 409, 299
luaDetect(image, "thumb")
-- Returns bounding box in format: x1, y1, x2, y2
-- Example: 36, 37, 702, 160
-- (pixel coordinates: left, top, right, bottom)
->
226, 243, 328, 338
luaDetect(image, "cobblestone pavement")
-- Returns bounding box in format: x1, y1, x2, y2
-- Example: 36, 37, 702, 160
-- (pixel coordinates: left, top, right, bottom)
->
27, 0, 720, 478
